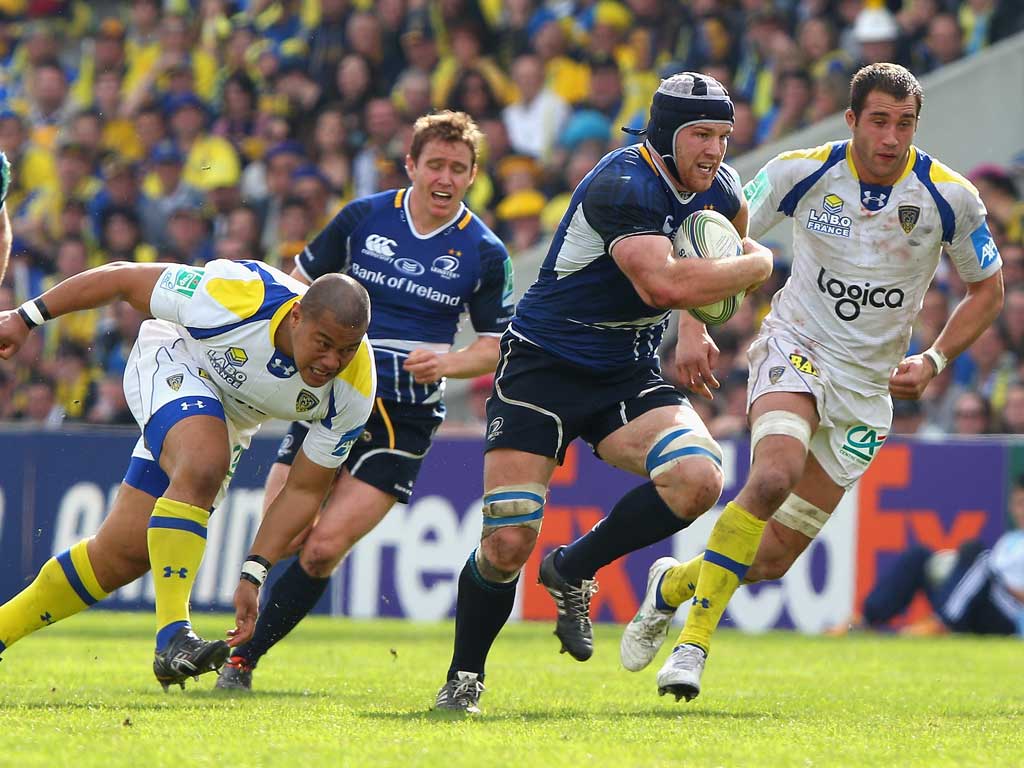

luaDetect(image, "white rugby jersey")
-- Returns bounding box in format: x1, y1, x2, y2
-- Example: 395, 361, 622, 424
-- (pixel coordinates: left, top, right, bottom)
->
745, 141, 1001, 389
149, 259, 375, 468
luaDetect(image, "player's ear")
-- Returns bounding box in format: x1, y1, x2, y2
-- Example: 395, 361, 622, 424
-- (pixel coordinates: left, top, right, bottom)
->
845, 108, 856, 131
405, 154, 415, 181
468, 161, 478, 186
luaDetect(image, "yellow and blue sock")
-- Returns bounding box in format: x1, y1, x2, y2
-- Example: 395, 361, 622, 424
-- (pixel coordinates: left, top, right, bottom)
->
0, 539, 108, 652
148, 497, 210, 650
656, 555, 704, 610
677, 501, 766, 653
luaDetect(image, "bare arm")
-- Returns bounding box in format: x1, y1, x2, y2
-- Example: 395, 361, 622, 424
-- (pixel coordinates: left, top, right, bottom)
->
404, 335, 500, 383
890, 271, 1005, 400
612, 232, 772, 310
228, 449, 336, 645
0, 261, 165, 360
0, 206, 10, 286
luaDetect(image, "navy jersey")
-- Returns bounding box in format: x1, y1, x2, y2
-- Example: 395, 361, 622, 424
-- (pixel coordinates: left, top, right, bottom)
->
512, 143, 743, 372
296, 188, 514, 403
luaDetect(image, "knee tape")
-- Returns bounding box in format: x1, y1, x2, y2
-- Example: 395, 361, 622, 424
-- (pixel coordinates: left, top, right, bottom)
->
481, 483, 547, 538
645, 427, 723, 480
750, 410, 812, 454
772, 494, 829, 539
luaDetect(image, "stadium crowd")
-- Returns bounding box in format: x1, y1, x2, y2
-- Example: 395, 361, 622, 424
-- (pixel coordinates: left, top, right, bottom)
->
0, 0, 1022, 436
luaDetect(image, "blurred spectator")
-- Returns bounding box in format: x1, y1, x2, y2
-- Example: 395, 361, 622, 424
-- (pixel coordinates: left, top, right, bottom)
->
891, 398, 925, 435
851, 4, 905, 68
86, 372, 135, 425
141, 139, 205, 247
52, 342, 97, 420
952, 325, 1015, 412
998, 383, 1024, 434
503, 52, 570, 164
447, 67, 503, 122
307, 0, 351, 87
951, 391, 994, 435
969, 164, 1024, 247
165, 205, 213, 264
352, 97, 401, 197
911, 13, 964, 75
19, 376, 63, 428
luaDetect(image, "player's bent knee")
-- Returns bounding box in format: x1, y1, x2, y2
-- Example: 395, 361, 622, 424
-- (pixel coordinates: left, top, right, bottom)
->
476, 536, 531, 583
771, 493, 829, 541
481, 483, 546, 539
299, 538, 348, 578
171, 457, 229, 502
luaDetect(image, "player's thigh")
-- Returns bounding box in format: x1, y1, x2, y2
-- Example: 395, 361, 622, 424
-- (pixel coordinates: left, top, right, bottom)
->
594, 402, 717, 478
89, 482, 160, 588
303, 471, 397, 568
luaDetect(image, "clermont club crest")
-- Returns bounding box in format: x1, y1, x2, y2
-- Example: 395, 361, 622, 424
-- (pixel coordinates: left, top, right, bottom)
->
166, 374, 184, 391
768, 366, 785, 384
898, 205, 920, 234
296, 389, 320, 412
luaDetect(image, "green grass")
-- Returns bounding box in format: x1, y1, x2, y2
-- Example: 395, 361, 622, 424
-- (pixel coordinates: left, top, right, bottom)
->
0, 612, 1021, 768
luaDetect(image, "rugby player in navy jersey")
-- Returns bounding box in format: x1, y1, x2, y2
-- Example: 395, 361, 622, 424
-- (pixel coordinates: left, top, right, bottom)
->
433, 73, 774, 713
217, 111, 515, 690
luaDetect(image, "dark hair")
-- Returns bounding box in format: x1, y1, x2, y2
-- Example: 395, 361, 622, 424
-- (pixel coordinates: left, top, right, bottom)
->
409, 109, 482, 167
849, 62, 923, 118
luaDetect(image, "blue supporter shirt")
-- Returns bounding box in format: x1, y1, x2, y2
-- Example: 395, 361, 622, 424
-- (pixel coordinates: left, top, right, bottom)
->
512, 143, 743, 372
296, 188, 514, 404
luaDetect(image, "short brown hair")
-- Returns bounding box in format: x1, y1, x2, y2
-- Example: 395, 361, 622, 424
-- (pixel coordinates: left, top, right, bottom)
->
849, 63, 923, 118
409, 110, 482, 167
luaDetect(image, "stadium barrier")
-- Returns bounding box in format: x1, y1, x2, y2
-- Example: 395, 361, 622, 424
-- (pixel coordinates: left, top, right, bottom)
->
0, 428, 1014, 633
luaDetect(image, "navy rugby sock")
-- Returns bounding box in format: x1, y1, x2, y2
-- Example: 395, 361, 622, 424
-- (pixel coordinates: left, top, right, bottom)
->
557, 481, 690, 581
447, 551, 518, 680
233, 559, 329, 667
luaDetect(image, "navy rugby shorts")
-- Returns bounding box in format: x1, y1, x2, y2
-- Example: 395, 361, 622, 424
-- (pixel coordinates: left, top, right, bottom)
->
275, 398, 443, 504
485, 333, 688, 463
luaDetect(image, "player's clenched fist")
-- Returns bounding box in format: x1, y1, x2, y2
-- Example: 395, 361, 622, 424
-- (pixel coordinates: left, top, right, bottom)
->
0, 309, 30, 359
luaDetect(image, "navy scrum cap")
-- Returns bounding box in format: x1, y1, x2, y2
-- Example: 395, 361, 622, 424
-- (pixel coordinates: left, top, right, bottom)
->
624, 72, 734, 182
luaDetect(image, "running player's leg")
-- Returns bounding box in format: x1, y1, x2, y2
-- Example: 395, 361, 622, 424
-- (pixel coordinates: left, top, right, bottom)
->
0, 480, 155, 655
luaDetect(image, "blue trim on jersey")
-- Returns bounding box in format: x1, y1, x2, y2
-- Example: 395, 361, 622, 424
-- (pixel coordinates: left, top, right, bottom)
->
705, 549, 750, 579
0, 639, 6, 653
912, 151, 956, 243
55, 549, 99, 606
970, 221, 999, 269
144, 397, 225, 462
320, 386, 338, 429
185, 261, 300, 340
483, 490, 546, 506
778, 142, 848, 216
148, 516, 208, 538
124, 457, 171, 498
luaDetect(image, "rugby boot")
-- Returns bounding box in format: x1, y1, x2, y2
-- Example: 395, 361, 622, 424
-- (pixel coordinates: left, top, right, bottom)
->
214, 655, 253, 691
656, 643, 706, 702
538, 546, 598, 661
153, 627, 230, 691
434, 672, 485, 714
620, 556, 679, 671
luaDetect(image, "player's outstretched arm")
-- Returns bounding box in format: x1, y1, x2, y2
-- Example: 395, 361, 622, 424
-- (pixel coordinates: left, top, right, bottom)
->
889, 271, 1004, 400
0, 261, 166, 360
0, 206, 11, 287
612, 233, 772, 311
229, 449, 336, 646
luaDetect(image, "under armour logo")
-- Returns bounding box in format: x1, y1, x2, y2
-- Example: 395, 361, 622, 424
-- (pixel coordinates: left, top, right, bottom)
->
40, 612, 54, 624
270, 358, 296, 375
163, 566, 189, 579
180, 401, 205, 411
862, 190, 887, 207
692, 596, 711, 609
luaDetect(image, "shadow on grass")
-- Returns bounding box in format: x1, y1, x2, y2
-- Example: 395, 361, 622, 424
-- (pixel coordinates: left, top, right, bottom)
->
357, 707, 769, 722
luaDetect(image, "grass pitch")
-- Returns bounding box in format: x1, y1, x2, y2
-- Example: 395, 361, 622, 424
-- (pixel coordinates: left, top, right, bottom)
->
0, 612, 1020, 768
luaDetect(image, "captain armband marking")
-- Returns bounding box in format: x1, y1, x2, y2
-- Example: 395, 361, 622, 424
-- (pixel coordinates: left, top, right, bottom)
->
481, 483, 547, 535
645, 427, 723, 479
750, 410, 812, 453
239, 555, 272, 587
772, 494, 830, 539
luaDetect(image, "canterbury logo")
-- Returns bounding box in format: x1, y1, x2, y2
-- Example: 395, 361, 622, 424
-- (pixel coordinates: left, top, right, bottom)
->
364, 234, 397, 258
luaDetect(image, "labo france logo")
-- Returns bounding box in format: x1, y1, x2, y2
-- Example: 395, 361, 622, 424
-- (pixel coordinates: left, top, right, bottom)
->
816, 267, 904, 321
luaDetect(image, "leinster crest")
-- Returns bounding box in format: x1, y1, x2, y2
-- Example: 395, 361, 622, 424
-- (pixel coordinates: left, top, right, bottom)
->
768, 366, 785, 384
166, 374, 184, 391
898, 205, 920, 234
296, 389, 320, 412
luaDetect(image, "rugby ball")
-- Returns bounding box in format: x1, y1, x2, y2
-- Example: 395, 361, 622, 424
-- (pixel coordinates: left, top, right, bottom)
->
673, 209, 745, 325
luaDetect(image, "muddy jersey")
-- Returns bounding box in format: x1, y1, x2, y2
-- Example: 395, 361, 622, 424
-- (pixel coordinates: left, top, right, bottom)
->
745, 140, 1001, 389
149, 259, 375, 468
511, 143, 743, 372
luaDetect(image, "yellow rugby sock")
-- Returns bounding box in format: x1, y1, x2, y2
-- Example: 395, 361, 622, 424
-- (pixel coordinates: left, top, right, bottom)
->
148, 497, 210, 650
677, 501, 766, 653
0, 539, 108, 652
658, 555, 704, 609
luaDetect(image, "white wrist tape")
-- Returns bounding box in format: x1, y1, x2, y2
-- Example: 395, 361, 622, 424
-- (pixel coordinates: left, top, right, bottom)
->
240, 557, 270, 586
922, 347, 947, 375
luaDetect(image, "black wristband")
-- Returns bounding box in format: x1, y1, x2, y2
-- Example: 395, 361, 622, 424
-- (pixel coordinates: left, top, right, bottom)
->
246, 554, 272, 570
33, 298, 52, 321
239, 572, 262, 587
16, 306, 37, 329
